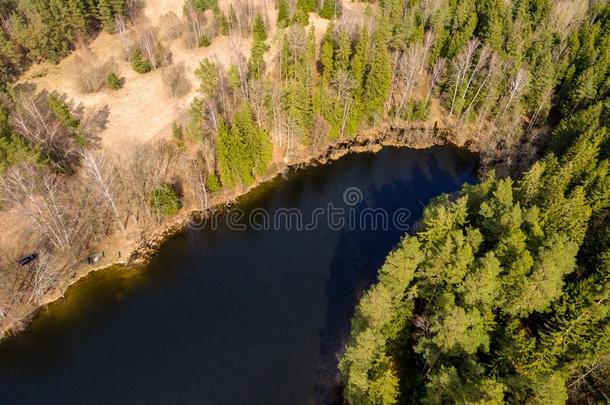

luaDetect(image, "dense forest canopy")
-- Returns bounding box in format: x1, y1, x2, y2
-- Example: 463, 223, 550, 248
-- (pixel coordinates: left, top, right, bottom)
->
339, 1, 610, 403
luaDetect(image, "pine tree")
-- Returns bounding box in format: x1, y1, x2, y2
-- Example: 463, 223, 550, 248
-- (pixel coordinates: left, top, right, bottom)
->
248, 39, 269, 80
111, 0, 125, 16
363, 24, 391, 121
319, 0, 339, 19
216, 117, 239, 187
194, 0, 218, 11
424, 365, 505, 404
63, 0, 89, 36
296, 0, 315, 14
349, 26, 368, 99
0, 32, 20, 88
0, 107, 44, 172
195, 58, 220, 96
476, 0, 505, 51
97, 0, 115, 32
215, 106, 272, 187
320, 24, 334, 84
10, 0, 71, 62
215, 9, 230, 35
334, 30, 350, 74
277, 0, 290, 28
292, 7, 309, 26
253, 13, 267, 41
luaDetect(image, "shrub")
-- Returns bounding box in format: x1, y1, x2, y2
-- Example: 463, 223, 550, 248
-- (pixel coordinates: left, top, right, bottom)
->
172, 122, 184, 147
206, 173, 221, 192
401, 100, 431, 121
47, 94, 80, 129
106, 72, 125, 90
130, 49, 153, 74
150, 184, 182, 217
193, 0, 218, 11
161, 62, 192, 98
198, 35, 211, 47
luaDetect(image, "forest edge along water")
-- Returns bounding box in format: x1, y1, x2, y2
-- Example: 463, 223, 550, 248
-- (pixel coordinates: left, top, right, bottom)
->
0, 124, 473, 340
0, 145, 478, 404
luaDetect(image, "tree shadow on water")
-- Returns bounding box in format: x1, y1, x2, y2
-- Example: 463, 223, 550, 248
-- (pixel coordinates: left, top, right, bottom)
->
313, 149, 479, 404
313, 180, 417, 404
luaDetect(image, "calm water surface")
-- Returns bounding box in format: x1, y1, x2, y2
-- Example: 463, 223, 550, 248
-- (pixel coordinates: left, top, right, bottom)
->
0, 146, 477, 404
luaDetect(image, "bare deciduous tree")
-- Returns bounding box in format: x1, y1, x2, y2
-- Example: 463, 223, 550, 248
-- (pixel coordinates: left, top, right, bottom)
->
24, 250, 60, 306
229, 36, 250, 100
0, 165, 76, 252
424, 57, 446, 106
115, 15, 135, 57
228, 0, 260, 38
497, 67, 529, 121
161, 62, 192, 98
552, 0, 589, 39
393, 44, 426, 119
12, 94, 64, 152
136, 28, 170, 69
567, 355, 610, 404
285, 25, 307, 66
332, 70, 356, 138
248, 79, 269, 127
462, 51, 498, 120
184, 3, 207, 48
182, 156, 209, 210
11, 93, 91, 167
456, 45, 491, 119
449, 39, 479, 117
160, 11, 184, 40
269, 80, 288, 148
116, 141, 182, 224
311, 114, 330, 152
79, 150, 124, 231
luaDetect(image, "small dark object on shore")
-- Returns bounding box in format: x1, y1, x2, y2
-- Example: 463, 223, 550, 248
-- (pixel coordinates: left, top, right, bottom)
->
17, 253, 38, 266
87, 252, 105, 265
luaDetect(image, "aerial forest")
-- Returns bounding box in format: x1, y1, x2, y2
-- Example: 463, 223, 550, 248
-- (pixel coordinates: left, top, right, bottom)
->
0, 0, 609, 402
338, 1, 610, 404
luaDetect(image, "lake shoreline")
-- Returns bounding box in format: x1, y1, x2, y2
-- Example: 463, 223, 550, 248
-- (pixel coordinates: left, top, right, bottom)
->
0, 121, 480, 342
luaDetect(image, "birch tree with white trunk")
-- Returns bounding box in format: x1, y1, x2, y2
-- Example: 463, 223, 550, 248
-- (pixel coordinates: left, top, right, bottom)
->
79, 150, 125, 231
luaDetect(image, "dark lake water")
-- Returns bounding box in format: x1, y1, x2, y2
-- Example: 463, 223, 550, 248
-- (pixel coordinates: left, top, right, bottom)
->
0, 146, 478, 405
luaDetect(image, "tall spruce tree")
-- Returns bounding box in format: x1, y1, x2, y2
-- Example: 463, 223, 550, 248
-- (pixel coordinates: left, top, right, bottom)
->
363, 23, 391, 121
